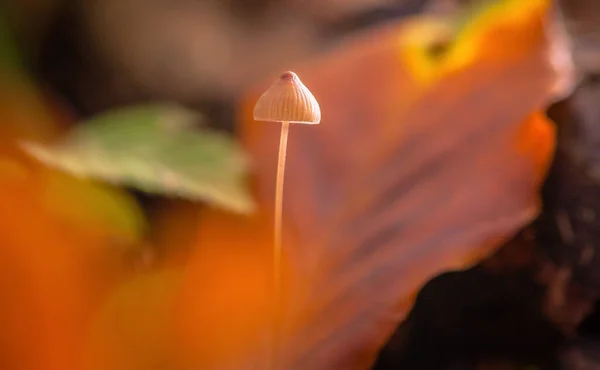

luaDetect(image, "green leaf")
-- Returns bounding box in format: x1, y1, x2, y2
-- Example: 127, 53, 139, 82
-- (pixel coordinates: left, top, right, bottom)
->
43, 170, 147, 245
22, 104, 255, 214
0, 10, 24, 75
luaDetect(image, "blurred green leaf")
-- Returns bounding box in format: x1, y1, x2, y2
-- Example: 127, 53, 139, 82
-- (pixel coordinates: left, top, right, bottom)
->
0, 10, 23, 74
23, 104, 255, 214
43, 171, 147, 245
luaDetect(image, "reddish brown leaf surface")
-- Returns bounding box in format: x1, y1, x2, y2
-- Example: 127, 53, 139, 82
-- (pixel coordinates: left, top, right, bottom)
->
210, 1, 569, 368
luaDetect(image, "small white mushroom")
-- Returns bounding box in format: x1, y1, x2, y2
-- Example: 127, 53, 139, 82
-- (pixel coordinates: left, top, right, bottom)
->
253, 71, 320, 369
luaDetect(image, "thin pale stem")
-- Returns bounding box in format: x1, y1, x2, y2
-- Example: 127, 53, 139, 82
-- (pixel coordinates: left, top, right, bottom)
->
271, 120, 290, 369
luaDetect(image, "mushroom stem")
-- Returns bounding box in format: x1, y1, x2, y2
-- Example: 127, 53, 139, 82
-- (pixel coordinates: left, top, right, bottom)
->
274, 121, 290, 290
272, 120, 289, 368
273, 122, 290, 293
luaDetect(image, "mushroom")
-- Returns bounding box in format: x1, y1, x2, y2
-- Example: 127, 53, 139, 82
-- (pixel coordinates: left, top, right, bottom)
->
253, 70, 321, 367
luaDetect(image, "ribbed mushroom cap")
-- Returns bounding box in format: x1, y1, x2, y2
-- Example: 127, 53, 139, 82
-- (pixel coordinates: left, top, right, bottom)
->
253, 71, 321, 124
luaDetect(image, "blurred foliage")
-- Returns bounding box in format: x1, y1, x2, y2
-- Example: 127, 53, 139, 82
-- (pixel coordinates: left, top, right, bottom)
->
0, 0, 578, 370
42, 170, 147, 245
23, 104, 255, 214
0, 11, 21, 73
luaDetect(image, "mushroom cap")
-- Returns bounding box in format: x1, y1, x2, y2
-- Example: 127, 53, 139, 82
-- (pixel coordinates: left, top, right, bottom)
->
253, 71, 321, 124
